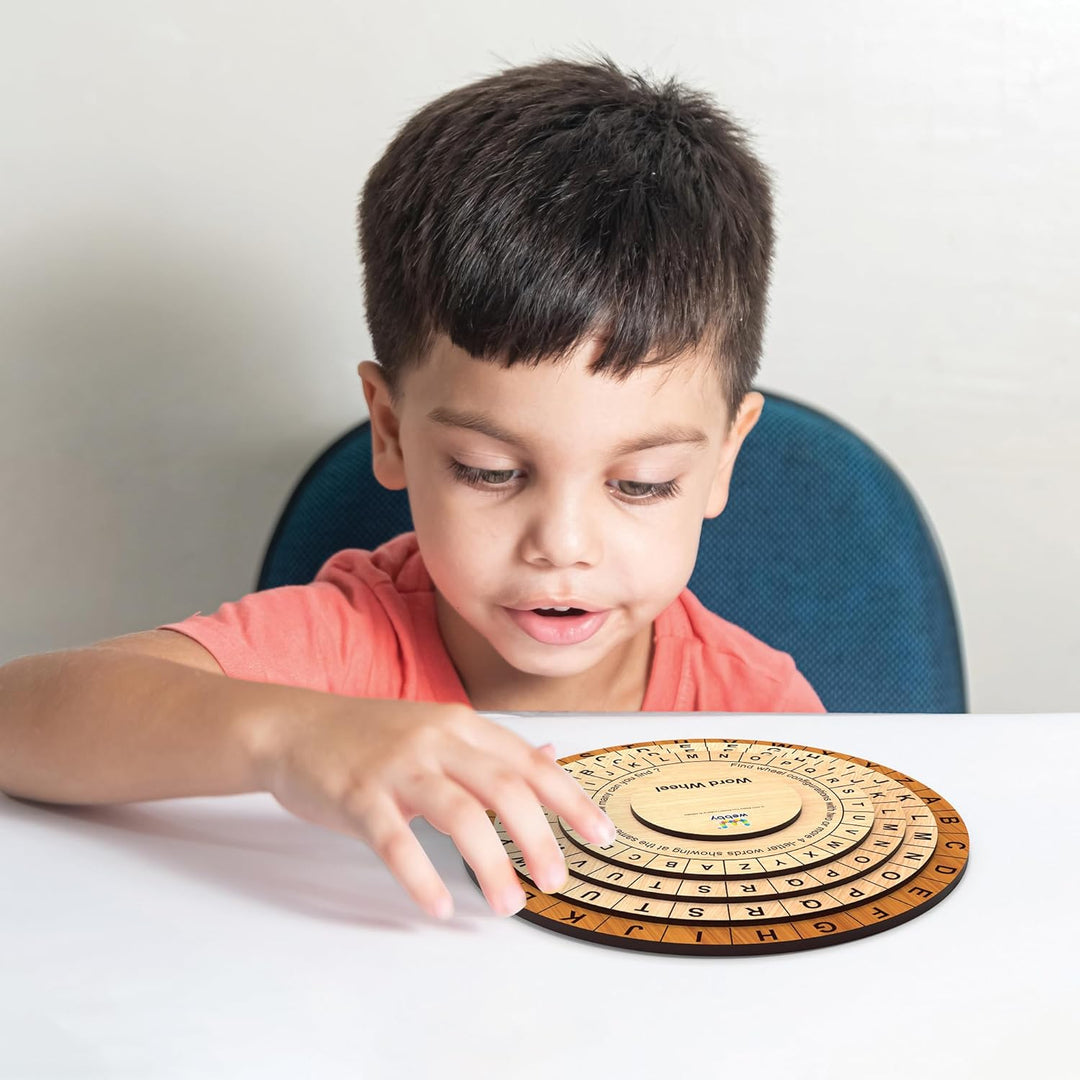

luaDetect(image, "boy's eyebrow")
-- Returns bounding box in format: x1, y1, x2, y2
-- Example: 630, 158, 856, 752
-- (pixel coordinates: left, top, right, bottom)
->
612, 425, 710, 455
426, 407, 709, 454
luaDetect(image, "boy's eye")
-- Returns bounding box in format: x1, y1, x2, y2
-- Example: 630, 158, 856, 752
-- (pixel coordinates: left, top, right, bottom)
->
448, 461, 520, 487
610, 479, 681, 501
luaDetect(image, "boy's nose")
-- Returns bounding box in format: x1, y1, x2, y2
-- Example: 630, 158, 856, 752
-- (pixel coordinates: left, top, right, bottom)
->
520, 491, 602, 569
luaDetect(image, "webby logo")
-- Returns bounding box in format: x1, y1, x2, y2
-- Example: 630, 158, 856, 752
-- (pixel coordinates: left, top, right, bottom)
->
710, 812, 752, 829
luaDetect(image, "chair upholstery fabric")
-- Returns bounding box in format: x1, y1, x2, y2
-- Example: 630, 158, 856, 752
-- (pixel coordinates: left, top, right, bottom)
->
257, 393, 966, 713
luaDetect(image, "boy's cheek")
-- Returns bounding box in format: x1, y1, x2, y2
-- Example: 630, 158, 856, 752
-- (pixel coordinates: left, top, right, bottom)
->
414, 518, 506, 584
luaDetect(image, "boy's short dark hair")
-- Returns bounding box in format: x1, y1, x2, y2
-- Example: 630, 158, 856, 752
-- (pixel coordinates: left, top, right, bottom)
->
357, 52, 774, 423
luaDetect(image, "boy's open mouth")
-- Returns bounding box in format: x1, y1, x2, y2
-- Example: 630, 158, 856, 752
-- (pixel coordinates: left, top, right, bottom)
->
504, 605, 611, 645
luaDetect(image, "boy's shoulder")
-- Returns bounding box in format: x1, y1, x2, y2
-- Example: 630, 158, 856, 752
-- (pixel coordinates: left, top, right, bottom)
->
315, 531, 428, 598
650, 589, 824, 713
656, 588, 791, 672
159, 532, 439, 699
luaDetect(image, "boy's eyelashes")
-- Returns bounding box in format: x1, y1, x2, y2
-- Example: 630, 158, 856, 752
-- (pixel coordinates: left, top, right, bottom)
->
446, 460, 682, 503
614, 478, 681, 501
447, 461, 520, 487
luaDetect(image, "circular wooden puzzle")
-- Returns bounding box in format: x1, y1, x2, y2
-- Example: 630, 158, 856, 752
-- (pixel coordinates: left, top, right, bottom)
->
472, 738, 969, 955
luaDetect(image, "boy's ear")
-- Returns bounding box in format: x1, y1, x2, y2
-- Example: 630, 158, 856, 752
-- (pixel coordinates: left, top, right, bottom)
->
358, 361, 407, 490
704, 391, 764, 519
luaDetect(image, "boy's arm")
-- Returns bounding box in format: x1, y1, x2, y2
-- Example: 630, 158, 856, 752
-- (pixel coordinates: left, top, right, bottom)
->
0, 629, 282, 804
0, 633, 616, 918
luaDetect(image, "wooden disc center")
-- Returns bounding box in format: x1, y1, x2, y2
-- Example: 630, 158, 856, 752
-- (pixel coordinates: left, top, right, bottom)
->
628, 764, 803, 841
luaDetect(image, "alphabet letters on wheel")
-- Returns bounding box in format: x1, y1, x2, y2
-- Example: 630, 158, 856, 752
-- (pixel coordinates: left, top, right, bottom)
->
467, 739, 969, 955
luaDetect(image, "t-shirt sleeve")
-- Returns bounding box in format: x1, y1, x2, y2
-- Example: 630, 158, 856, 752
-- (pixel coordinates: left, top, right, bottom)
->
158, 556, 398, 697
770, 663, 827, 713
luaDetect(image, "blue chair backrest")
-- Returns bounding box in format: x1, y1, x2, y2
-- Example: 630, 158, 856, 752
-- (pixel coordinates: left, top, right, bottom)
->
258, 392, 966, 713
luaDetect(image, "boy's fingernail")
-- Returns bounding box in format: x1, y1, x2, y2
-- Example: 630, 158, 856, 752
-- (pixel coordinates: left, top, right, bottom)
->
432, 894, 454, 919
497, 887, 528, 916
501, 889, 527, 915
592, 819, 617, 846
538, 866, 568, 894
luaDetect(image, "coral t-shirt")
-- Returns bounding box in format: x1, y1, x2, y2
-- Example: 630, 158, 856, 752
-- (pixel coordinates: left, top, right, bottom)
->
160, 532, 824, 713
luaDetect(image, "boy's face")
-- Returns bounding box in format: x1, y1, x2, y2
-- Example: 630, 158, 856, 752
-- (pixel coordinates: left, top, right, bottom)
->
360, 335, 761, 705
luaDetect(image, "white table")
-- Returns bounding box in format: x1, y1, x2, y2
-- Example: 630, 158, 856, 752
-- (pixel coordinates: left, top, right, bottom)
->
2, 712, 1076, 1080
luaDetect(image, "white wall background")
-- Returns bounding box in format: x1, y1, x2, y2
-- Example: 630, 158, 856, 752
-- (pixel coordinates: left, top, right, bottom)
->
1, 1, 1077, 712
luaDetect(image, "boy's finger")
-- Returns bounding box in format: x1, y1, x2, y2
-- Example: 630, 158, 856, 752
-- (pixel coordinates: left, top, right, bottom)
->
351, 795, 455, 919
473, 723, 616, 845
529, 764, 617, 850
524, 750, 618, 846
444, 758, 568, 893
410, 777, 528, 917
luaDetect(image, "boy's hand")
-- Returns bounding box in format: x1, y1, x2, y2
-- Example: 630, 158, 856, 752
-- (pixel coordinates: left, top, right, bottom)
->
252, 698, 616, 920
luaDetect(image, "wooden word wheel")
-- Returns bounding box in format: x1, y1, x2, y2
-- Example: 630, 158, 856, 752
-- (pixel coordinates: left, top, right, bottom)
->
474, 739, 970, 955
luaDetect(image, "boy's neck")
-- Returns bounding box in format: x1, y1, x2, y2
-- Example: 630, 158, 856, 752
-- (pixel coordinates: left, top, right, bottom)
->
433, 591, 653, 713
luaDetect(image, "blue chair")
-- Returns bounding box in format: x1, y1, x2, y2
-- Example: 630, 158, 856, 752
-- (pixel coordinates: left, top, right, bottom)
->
257, 392, 966, 713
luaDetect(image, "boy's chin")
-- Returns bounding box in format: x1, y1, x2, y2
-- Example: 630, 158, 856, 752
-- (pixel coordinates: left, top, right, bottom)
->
490, 636, 614, 680
492, 630, 630, 678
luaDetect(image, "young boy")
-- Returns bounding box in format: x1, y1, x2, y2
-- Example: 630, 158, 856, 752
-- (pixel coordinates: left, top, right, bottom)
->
0, 54, 823, 925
